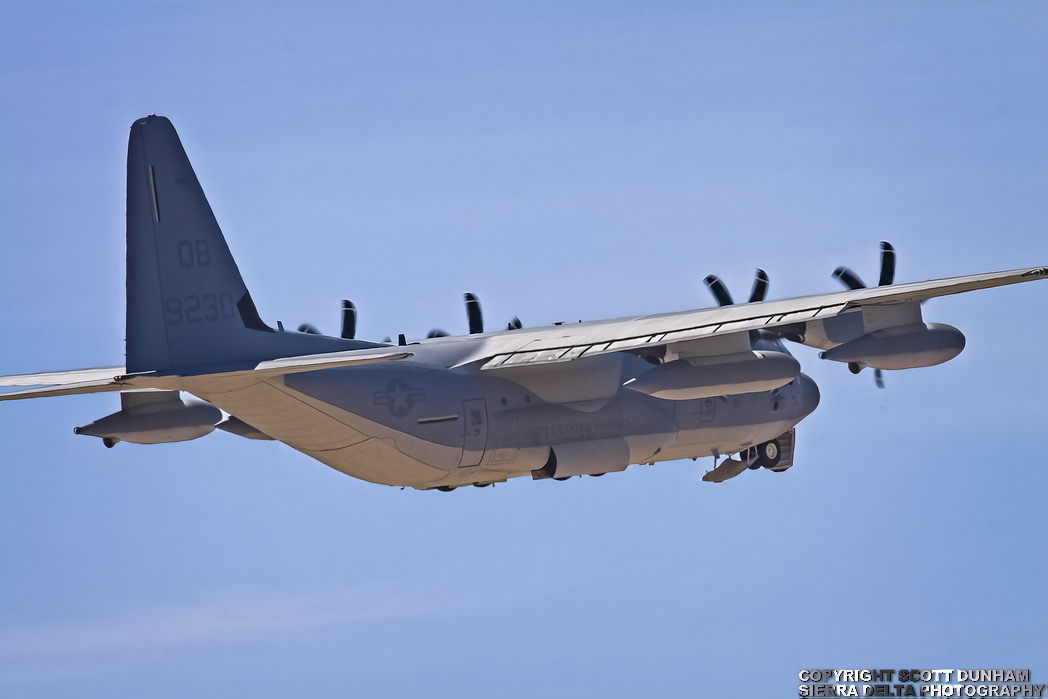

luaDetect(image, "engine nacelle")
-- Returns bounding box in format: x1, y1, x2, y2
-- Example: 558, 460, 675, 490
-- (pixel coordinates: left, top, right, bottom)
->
818, 322, 965, 371
74, 391, 221, 446
624, 350, 800, 400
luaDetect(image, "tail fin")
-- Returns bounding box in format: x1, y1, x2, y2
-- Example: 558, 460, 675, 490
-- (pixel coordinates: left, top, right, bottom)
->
125, 115, 367, 374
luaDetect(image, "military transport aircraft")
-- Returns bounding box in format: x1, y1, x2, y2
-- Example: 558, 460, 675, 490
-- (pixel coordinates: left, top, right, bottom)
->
1, 116, 1045, 490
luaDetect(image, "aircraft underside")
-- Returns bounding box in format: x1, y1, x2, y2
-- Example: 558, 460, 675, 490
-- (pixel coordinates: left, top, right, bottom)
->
186, 364, 820, 489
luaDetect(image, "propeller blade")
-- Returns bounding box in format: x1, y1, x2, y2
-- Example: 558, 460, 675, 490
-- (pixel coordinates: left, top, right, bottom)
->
297, 323, 320, 335
464, 293, 483, 334
832, 266, 867, 290
703, 275, 734, 306
748, 268, 769, 303
878, 241, 896, 286
398, 333, 407, 346
874, 368, 885, 389
506, 316, 522, 330
340, 300, 357, 339
427, 329, 450, 338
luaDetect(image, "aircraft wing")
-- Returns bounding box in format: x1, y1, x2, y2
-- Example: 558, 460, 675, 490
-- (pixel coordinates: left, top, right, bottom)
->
2, 267, 1043, 395
462, 266, 1047, 369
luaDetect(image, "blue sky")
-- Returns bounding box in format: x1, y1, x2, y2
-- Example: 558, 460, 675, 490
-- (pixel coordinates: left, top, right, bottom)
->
1, 2, 1046, 697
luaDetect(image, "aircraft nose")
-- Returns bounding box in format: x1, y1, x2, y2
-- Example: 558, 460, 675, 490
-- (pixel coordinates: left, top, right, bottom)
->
798, 373, 820, 417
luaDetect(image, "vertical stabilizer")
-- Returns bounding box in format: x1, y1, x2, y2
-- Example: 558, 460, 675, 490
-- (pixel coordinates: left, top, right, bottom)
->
125, 116, 369, 374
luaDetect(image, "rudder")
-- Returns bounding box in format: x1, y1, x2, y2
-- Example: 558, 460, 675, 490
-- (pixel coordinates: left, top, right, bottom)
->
125, 115, 366, 374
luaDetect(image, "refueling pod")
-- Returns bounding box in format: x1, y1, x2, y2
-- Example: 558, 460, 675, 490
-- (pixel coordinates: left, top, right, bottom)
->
74, 391, 222, 447
818, 322, 965, 371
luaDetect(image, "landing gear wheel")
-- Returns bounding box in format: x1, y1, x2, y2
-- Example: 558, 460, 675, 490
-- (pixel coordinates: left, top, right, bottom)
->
757, 439, 781, 469
744, 446, 761, 470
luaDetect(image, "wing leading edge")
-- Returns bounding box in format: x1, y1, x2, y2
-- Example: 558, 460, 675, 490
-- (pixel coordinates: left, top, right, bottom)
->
459, 266, 1047, 370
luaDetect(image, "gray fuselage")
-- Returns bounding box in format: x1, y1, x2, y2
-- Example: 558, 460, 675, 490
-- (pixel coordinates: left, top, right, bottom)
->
190, 335, 820, 489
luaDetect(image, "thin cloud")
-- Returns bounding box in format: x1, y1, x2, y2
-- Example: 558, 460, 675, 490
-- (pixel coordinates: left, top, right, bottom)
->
0, 579, 511, 662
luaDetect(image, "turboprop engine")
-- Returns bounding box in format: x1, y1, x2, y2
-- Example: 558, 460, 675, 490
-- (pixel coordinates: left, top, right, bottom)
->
818, 322, 965, 371
74, 391, 222, 447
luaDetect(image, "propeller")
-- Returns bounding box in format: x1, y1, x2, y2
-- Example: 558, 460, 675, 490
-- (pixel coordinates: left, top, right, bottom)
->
297, 299, 359, 339
341, 300, 356, 339
703, 269, 780, 348
878, 241, 896, 286
749, 268, 769, 303
465, 293, 483, 334
703, 269, 770, 307
425, 293, 483, 339
382, 293, 523, 343
832, 241, 895, 290
703, 275, 734, 306
830, 267, 867, 291
831, 241, 897, 388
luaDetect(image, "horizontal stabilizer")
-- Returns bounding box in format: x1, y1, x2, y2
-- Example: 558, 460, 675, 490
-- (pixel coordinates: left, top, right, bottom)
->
0, 379, 132, 402
0, 366, 126, 387
251, 349, 412, 376
0, 348, 411, 401
0, 366, 130, 402
146, 348, 414, 386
